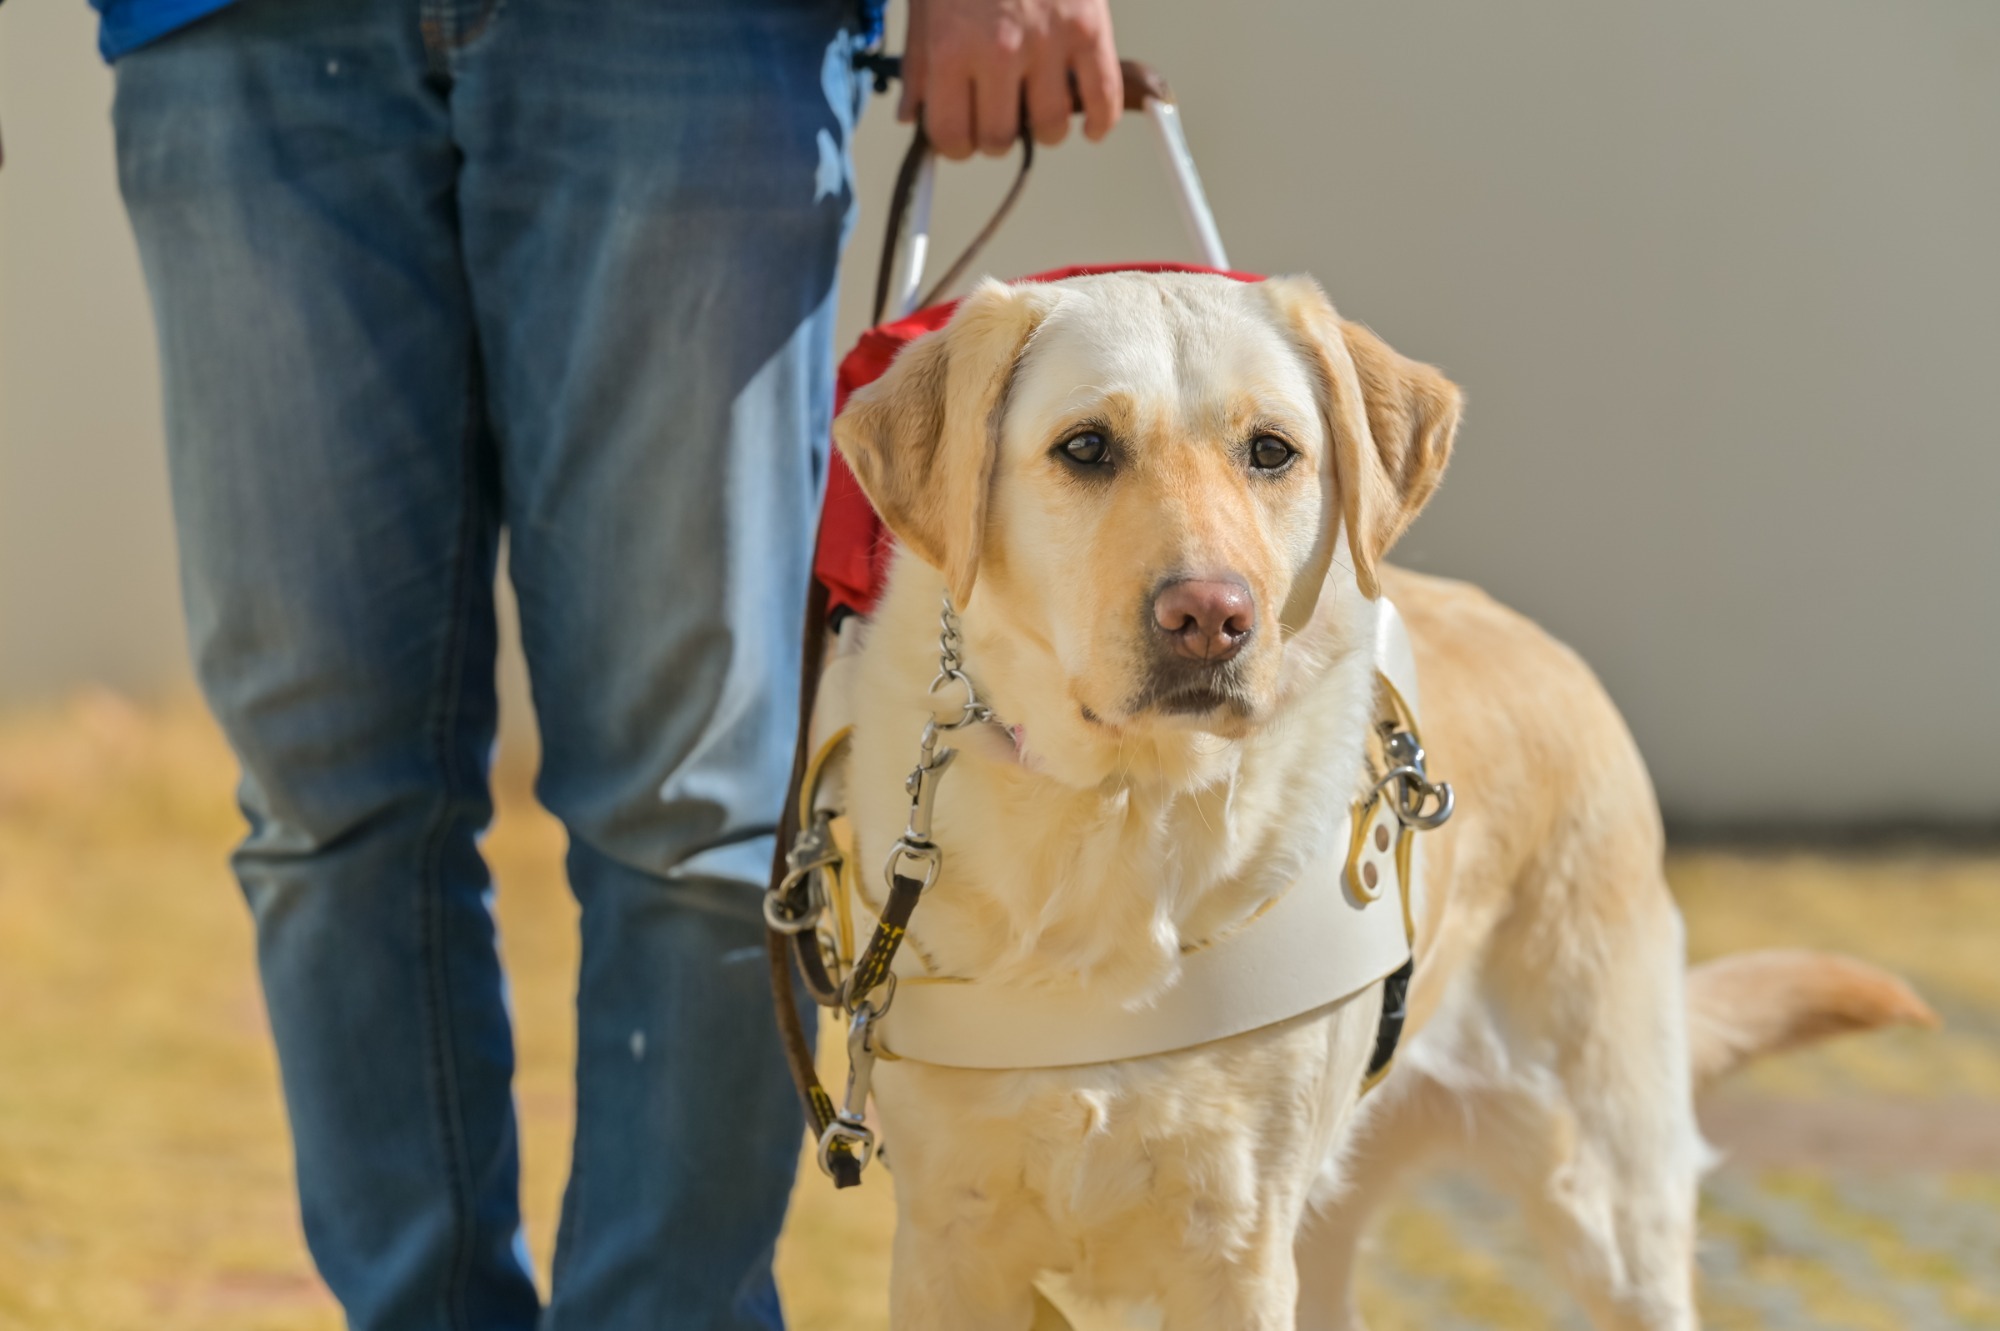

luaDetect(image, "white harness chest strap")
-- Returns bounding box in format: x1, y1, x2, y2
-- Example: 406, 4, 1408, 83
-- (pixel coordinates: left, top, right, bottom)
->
853, 597, 1430, 1072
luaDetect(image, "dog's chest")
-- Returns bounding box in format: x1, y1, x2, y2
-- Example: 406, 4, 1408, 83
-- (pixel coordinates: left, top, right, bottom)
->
874, 1007, 1368, 1268
844, 716, 1358, 1008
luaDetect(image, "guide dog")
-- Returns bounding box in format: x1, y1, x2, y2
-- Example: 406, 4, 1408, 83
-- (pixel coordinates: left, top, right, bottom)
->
829, 270, 1933, 1330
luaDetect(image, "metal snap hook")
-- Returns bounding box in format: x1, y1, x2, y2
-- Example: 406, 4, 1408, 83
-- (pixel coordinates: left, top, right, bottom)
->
763, 888, 823, 935
816, 1117, 876, 1178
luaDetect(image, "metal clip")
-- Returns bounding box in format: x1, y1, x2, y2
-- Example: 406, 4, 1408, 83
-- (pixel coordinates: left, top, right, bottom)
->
903, 743, 955, 843
788, 811, 842, 881
844, 1001, 882, 1113
883, 837, 942, 893
1369, 724, 1455, 833
816, 1116, 876, 1179
878, 722, 955, 896
763, 811, 839, 934
761, 891, 819, 935
815, 1001, 886, 1180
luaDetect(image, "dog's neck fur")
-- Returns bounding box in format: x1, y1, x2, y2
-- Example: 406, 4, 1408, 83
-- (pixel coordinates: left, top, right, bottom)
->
847, 554, 1384, 1006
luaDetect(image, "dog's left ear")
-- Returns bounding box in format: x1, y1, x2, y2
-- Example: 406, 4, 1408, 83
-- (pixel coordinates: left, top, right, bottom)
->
833, 279, 1052, 608
1264, 276, 1461, 599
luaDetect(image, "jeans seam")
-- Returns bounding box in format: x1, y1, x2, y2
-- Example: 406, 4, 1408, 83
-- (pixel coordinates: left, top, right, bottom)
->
547, 1085, 584, 1317
419, 0, 505, 82
417, 345, 488, 1331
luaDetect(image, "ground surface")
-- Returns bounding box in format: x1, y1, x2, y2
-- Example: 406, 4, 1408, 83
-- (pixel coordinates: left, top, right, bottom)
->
2, 694, 1995, 1330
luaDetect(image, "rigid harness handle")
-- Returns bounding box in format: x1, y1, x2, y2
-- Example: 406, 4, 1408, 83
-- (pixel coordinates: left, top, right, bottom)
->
863, 56, 1230, 326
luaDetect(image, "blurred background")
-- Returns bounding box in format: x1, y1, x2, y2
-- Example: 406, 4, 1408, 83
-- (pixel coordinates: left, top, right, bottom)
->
7, 0, 1997, 829
2, 1, 1996, 1328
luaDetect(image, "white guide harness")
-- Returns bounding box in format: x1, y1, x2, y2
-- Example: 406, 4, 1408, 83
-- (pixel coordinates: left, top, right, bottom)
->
791, 596, 1448, 1077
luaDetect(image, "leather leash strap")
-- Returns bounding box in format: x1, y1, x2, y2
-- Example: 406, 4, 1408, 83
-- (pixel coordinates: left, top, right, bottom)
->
763, 595, 934, 1188
763, 581, 865, 1184
870, 128, 1034, 328
845, 873, 924, 1001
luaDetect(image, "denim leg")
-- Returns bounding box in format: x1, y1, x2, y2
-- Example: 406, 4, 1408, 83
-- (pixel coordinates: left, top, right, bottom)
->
114, 5, 539, 1328
447, 2, 861, 1326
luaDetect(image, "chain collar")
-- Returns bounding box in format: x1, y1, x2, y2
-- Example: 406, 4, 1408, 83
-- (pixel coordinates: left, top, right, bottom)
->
878, 597, 995, 898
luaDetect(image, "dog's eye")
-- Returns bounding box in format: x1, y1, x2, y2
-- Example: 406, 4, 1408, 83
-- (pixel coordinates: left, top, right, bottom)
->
1249, 434, 1296, 471
1057, 431, 1111, 467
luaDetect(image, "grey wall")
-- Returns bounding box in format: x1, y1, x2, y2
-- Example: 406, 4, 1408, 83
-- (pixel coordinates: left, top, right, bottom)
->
4, 0, 1997, 826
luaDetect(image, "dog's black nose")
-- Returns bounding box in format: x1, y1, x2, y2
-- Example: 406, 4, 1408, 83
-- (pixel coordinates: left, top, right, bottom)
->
1152, 577, 1255, 663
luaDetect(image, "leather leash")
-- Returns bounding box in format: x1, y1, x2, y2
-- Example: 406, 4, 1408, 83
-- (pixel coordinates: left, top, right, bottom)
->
764, 594, 987, 1189
762, 580, 860, 1181
764, 581, 933, 1187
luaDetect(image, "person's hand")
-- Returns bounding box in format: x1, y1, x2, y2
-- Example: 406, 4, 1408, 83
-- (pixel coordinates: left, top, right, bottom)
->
899, 0, 1121, 161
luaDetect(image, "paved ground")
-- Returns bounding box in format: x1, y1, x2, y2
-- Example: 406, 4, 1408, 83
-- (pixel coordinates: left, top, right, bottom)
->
2, 693, 1995, 1330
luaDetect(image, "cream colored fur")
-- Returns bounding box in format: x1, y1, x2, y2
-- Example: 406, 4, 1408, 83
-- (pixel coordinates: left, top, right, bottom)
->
829, 272, 1933, 1331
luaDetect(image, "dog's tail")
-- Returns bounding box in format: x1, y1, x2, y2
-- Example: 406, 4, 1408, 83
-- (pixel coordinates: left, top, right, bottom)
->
1686, 948, 1938, 1091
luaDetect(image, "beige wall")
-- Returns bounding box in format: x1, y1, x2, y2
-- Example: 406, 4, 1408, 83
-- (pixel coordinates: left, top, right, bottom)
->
1, 0, 182, 702
4, 0, 1996, 826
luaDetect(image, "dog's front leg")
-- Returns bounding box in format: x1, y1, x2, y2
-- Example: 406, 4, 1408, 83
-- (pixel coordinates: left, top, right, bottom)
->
889, 1214, 1048, 1331
1155, 1224, 1305, 1331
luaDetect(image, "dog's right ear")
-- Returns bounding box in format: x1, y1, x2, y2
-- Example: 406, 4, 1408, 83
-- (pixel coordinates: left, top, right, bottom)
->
834, 280, 1049, 609
1263, 276, 1461, 600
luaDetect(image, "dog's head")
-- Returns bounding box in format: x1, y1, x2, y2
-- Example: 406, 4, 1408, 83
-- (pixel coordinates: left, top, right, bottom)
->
835, 272, 1458, 780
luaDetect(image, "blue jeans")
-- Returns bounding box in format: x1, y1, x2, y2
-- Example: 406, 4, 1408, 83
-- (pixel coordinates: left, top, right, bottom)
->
113, 1, 860, 1326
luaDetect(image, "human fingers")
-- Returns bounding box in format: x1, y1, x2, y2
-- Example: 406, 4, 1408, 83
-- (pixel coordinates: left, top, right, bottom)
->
1024, 41, 1072, 147
898, 1, 929, 124
1067, 2, 1121, 141
925, 55, 978, 159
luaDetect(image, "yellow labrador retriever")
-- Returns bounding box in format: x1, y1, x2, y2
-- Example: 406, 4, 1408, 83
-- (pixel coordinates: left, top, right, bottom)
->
829, 270, 1932, 1331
